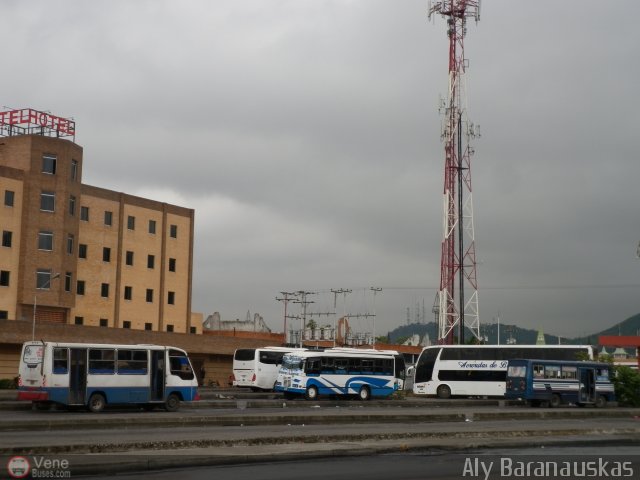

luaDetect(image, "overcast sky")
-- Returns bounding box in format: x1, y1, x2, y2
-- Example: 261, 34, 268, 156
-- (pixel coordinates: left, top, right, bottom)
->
4, 1, 640, 339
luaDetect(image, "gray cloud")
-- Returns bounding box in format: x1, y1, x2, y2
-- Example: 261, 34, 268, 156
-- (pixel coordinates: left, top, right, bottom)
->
4, 0, 640, 338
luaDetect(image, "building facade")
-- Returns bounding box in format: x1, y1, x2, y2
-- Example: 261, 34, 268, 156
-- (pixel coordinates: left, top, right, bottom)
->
0, 109, 197, 334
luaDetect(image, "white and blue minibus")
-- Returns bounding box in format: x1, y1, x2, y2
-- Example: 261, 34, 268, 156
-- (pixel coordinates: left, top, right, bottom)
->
275, 348, 405, 400
17, 341, 199, 412
505, 358, 615, 408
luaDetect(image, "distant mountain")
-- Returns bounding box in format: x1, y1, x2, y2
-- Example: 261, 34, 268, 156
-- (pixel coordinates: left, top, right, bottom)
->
385, 312, 640, 347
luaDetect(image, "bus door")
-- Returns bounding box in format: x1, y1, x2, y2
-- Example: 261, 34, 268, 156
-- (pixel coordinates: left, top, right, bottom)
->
69, 349, 87, 405
578, 367, 596, 403
150, 350, 165, 401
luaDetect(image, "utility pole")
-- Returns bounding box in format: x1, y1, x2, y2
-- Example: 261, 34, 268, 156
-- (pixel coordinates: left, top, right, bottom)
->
276, 291, 298, 345
293, 291, 315, 348
370, 287, 382, 349
331, 288, 351, 347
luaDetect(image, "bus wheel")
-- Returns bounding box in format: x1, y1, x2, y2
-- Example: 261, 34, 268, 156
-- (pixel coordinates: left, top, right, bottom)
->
595, 395, 607, 408
88, 393, 106, 413
358, 386, 371, 401
436, 385, 451, 399
305, 385, 318, 401
549, 394, 561, 408
164, 393, 181, 412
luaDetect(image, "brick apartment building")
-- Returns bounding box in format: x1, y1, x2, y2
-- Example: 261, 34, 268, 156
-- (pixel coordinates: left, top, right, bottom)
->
0, 109, 197, 333
0, 108, 290, 387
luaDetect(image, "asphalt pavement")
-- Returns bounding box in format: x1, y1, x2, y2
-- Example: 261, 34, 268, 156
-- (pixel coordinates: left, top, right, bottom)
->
1, 388, 639, 477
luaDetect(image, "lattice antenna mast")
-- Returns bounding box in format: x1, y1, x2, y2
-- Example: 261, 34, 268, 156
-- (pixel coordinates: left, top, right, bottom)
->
429, 0, 481, 344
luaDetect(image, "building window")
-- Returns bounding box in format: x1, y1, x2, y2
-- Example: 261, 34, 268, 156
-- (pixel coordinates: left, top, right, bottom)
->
66, 234, 74, 255
123, 321, 131, 329
80, 206, 89, 221
0, 270, 9, 287
0, 311, 7, 320
166, 325, 174, 332
69, 195, 76, 216
4, 190, 14, 207
168, 258, 176, 272
65, 272, 71, 292
103, 247, 111, 262
148, 220, 156, 234
168, 291, 175, 305
101, 283, 109, 298
2, 230, 12, 248
147, 254, 155, 269
146, 289, 153, 303
71, 160, 78, 181
104, 211, 113, 226
74, 316, 84, 325
42, 154, 57, 174
124, 286, 132, 300
145, 323, 152, 331
36, 269, 53, 289
76, 280, 85, 295
126, 250, 134, 266
78, 244, 87, 259
99, 318, 108, 327
40, 191, 55, 212
127, 215, 135, 230
38, 231, 53, 251
190, 327, 196, 334
170, 224, 177, 238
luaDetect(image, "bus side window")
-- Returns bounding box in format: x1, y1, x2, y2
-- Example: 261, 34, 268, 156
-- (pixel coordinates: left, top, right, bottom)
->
561, 366, 577, 380
306, 359, 321, 375
361, 359, 374, 374
117, 349, 148, 375
53, 348, 68, 374
89, 349, 116, 374
533, 364, 544, 378
544, 365, 560, 379
335, 358, 348, 374
321, 357, 334, 374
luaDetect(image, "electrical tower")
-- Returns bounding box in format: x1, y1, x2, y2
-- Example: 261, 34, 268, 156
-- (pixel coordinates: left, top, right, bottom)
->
429, 0, 481, 344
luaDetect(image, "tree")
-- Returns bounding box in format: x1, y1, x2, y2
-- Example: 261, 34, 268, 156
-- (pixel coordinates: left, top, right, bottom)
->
611, 366, 640, 407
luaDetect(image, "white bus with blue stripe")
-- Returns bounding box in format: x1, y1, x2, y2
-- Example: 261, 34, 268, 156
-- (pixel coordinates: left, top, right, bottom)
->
18, 341, 199, 412
275, 348, 405, 400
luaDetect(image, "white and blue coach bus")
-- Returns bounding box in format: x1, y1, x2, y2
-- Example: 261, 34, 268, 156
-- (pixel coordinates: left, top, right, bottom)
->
17, 341, 199, 412
275, 348, 405, 400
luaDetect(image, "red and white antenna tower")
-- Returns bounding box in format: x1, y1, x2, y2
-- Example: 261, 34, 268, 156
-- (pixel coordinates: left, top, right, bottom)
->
428, 0, 481, 344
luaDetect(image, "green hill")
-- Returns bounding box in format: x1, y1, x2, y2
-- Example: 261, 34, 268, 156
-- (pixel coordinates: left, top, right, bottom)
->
386, 312, 640, 346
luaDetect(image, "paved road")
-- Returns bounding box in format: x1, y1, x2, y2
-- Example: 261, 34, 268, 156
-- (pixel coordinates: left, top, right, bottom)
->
3, 405, 640, 454
73, 446, 640, 480
2, 403, 639, 478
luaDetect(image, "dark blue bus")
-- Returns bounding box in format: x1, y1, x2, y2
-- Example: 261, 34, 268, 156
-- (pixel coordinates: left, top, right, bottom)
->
505, 359, 615, 408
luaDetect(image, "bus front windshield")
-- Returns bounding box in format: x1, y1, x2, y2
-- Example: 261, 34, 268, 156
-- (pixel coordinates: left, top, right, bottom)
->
507, 365, 526, 377
282, 356, 304, 371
